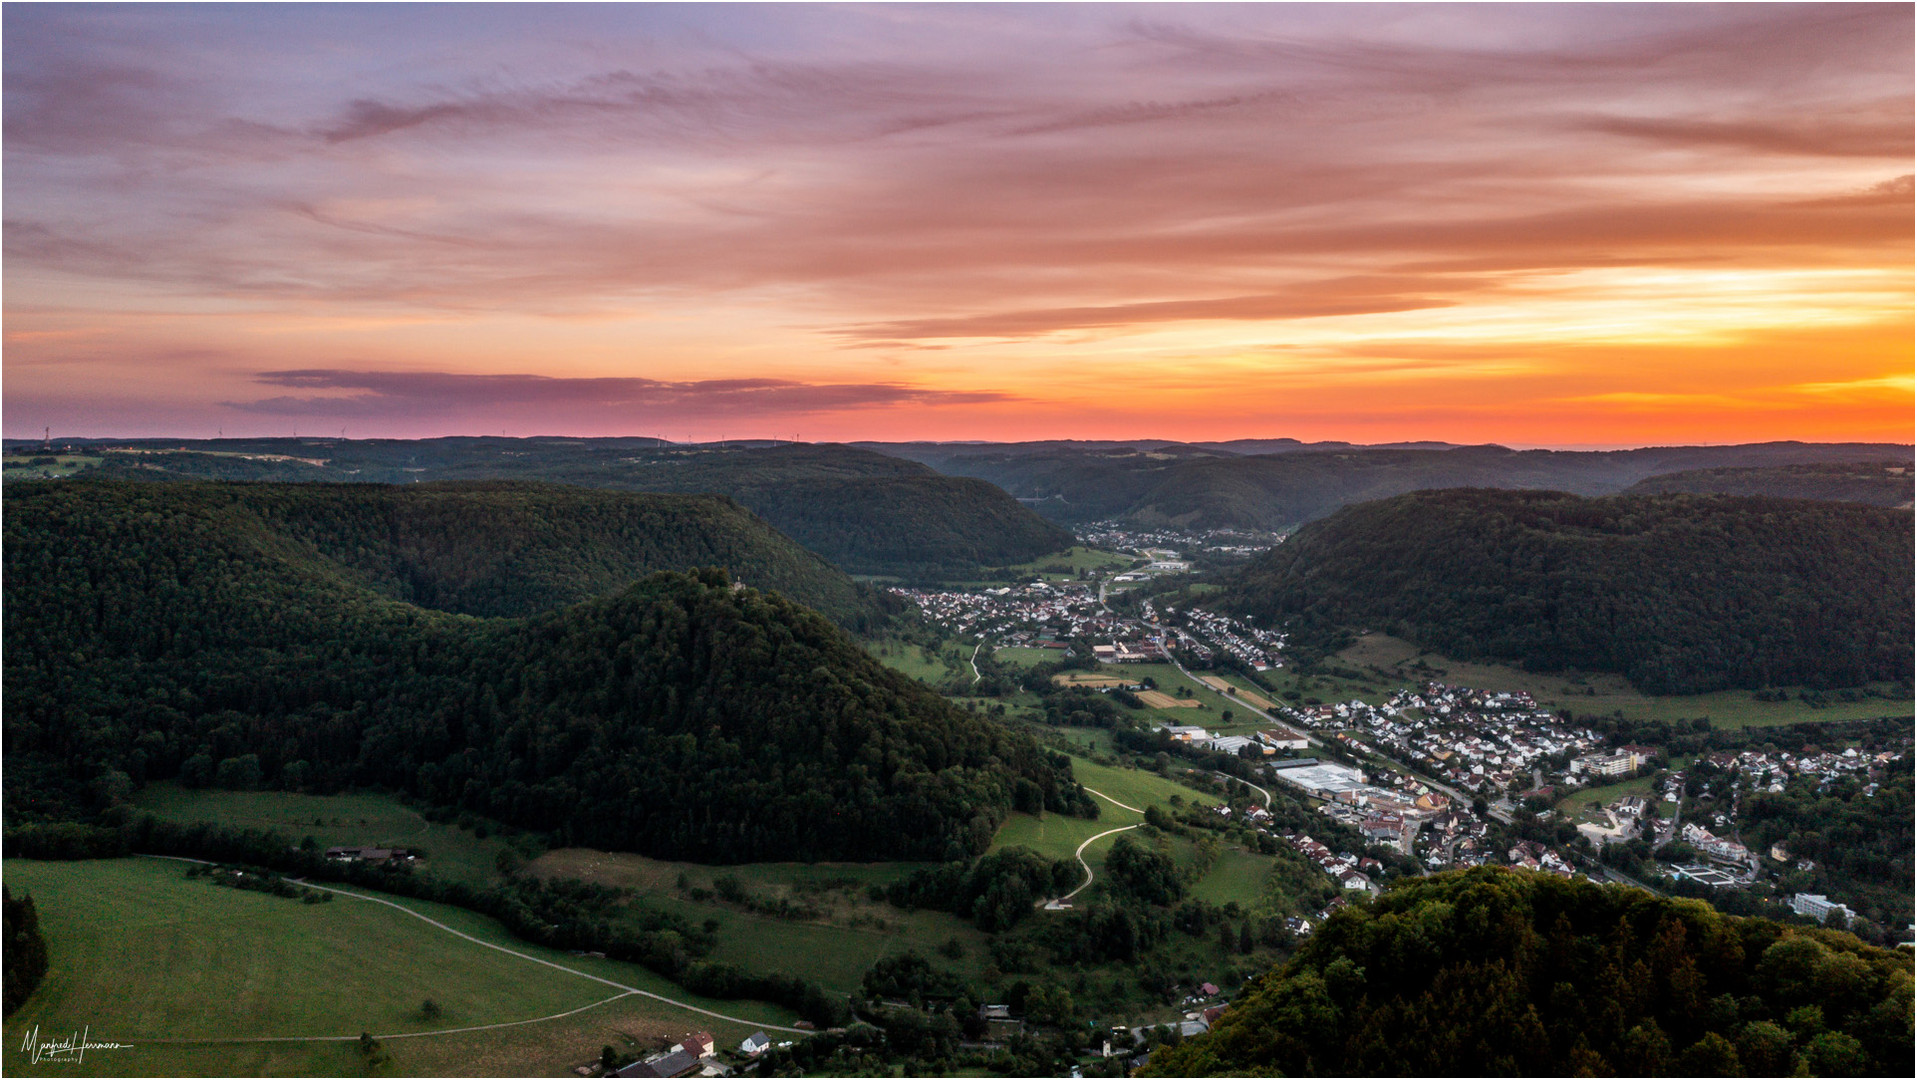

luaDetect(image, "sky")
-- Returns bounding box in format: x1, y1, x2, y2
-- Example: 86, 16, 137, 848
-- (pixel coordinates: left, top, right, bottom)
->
4, 3, 1911, 446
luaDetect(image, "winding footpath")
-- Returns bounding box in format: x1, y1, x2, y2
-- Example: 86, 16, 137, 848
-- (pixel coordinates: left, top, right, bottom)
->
1038, 787, 1146, 909
1215, 770, 1272, 809
135, 854, 808, 1042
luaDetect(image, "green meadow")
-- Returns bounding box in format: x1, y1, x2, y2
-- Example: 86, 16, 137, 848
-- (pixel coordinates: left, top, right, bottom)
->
2, 858, 790, 1077
132, 783, 515, 886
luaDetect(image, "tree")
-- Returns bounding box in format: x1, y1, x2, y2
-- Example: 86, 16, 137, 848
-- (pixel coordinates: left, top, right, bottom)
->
420, 998, 442, 1022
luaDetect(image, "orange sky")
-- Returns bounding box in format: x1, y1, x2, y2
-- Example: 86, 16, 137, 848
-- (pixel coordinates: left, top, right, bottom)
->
4, 4, 1911, 445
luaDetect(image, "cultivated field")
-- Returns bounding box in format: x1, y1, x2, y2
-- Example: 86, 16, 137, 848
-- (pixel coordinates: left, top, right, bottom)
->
1052, 673, 1130, 688
1136, 689, 1200, 709
2, 858, 789, 1077
1197, 675, 1277, 711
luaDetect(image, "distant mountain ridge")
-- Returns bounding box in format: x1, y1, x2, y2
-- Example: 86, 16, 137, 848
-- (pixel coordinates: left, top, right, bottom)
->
1211, 488, 1914, 694
1625, 461, 1914, 507
30, 439, 1073, 579
865, 440, 1915, 531
3, 479, 1090, 858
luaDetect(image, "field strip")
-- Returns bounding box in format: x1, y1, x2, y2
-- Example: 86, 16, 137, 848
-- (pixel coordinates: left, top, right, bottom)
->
1083, 787, 1144, 814
137, 854, 807, 1035
129, 990, 637, 1045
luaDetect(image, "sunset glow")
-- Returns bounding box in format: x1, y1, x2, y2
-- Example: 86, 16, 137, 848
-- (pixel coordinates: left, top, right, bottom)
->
5, 3, 1911, 445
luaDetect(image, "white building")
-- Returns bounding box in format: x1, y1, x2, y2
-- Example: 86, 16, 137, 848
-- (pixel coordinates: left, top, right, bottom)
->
1791, 894, 1854, 925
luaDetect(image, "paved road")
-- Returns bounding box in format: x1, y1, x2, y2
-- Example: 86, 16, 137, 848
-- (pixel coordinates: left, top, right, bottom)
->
136, 854, 808, 1037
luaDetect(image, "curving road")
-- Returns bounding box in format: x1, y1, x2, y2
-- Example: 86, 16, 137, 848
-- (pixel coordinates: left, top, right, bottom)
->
1037, 787, 1148, 909
136, 854, 807, 1038
1215, 770, 1271, 809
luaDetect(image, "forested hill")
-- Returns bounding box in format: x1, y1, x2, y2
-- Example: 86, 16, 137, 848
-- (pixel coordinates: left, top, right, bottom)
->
88, 478, 886, 627
1211, 490, 1913, 694
1625, 461, 1915, 507
51, 439, 1074, 578
1141, 867, 1913, 1077
870, 440, 1914, 531
4, 481, 1093, 856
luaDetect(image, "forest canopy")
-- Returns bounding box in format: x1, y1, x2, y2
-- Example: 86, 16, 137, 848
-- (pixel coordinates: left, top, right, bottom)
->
1212, 490, 1914, 694
3, 480, 1092, 859
1142, 867, 1913, 1077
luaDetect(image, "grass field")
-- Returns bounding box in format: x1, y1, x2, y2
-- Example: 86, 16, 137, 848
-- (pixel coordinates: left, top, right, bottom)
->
1186, 849, 1274, 907
994, 646, 1070, 669
1, 454, 101, 480
132, 784, 515, 887
524, 850, 987, 994
1010, 546, 1137, 579
866, 638, 968, 684
2, 858, 790, 1077
1555, 774, 1662, 823
1337, 634, 1913, 729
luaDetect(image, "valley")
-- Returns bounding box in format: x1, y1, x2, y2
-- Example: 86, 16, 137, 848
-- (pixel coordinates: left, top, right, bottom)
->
4, 439, 1910, 1078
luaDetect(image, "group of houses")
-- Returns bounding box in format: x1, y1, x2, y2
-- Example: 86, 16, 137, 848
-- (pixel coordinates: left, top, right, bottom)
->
1278, 832, 1385, 894
1275, 683, 1601, 798
323, 846, 418, 864
1156, 604, 1287, 670
605, 1030, 780, 1079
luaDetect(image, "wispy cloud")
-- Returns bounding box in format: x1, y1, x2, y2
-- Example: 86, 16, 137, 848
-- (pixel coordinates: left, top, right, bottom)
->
2, 3, 1909, 442
222, 369, 1013, 421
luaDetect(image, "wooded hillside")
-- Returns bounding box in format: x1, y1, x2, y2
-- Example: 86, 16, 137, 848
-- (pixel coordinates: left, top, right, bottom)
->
1212, 490, 1913, 694
880, 440, 1914, 531
1143, 867, 1913, 1077
1625, 462, 1914, 507
66, 439, 1074, 578
4, 480, 1092, 857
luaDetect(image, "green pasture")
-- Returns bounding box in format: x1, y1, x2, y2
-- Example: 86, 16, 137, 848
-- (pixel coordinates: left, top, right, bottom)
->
1187, 848, 1276, 907
132, 784, 513, 886
866, 638, 968, 684
1011, 546, 1136, 579
1, 454, 99, 480
1, 858, 790, 1077
992, 812, 1137, 868
992, 646, 1070, 670
1068, 755, 1223, 813
525, 849, 982, 995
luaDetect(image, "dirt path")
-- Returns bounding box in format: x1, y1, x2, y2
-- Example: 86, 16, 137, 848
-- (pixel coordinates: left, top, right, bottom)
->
1083, 788, 1144, 814
135, 854, 807, 1038
1039, 824, 1142, 909
969, 640, 983, 685
1034, 787, 1150, 909
1215, 771, 1271, 809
